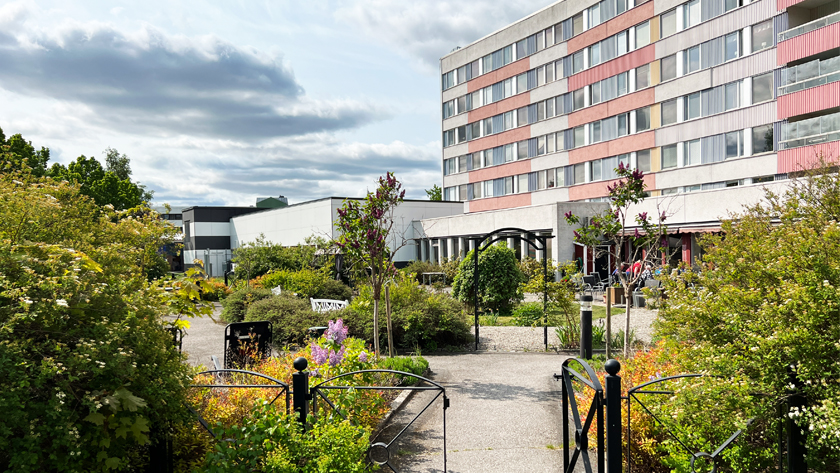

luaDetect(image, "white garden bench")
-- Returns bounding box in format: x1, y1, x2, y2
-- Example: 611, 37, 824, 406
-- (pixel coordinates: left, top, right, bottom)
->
310, 298, 349, 313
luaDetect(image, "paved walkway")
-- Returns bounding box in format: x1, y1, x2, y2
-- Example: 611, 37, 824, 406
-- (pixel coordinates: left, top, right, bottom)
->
379, 352, 575, 473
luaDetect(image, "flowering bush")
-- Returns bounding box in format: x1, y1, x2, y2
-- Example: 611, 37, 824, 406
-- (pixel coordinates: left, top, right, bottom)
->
0, 176, 205, 471
576, 343, 774, 472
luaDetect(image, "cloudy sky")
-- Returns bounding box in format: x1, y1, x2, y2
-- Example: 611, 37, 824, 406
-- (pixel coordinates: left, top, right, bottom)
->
0, 0, 548, 206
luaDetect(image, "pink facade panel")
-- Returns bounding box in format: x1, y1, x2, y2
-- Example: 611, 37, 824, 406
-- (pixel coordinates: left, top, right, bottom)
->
568, 2, 655, 54
568, 131, 656, 164
468, 93, 532, 122
468, 126, 531, 153
777, 141, 840, 172
777, 22, 840, 65
777, 0, 807, 10
568, 45, 655, 91
467, 59, 531, 92
468, 159, 531, 183
568, 88, 655, 127
467, 193, 532, 213
569, 173, 656, 200
777, 82, 840, 120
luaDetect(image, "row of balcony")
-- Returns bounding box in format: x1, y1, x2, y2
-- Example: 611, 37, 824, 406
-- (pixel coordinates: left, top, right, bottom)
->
778, 10, 840, 42
778, 55, 840, 95
779, 111, 840, 150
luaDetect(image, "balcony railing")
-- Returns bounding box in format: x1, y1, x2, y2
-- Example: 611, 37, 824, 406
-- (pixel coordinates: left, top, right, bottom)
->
779, 111, 840, 150
778, 10, 840, 42
778, 56, 840, 95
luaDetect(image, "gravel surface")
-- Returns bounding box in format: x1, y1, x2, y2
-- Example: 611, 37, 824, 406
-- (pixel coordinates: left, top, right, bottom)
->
475, 302, 659, 352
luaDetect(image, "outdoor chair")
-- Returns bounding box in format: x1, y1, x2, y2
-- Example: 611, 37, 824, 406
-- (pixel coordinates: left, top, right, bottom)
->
310, 298, 349, 313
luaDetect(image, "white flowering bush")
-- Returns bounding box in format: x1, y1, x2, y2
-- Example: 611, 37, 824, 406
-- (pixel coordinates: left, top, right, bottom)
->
656, 159, 840, 469
0, 176, 207, 471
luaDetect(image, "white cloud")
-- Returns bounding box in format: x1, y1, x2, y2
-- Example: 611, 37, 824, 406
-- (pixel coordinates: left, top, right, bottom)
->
335, 0, 551, 73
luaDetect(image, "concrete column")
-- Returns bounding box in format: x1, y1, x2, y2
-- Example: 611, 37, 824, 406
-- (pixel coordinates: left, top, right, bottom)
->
420, 238, 428, 262
469, 238, 476, 252
459, 237, 468, 260
537, 232, 545, 262
437, 239, 444, 265
507, 236, 516, 255
447, 238, 455, 263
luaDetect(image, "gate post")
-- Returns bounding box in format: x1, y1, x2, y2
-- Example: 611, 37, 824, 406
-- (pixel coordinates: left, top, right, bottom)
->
293, 357, 310, 430
605, 359, 622, 473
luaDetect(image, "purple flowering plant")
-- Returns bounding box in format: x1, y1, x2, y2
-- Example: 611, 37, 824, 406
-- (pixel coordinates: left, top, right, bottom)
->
308, 318, 374, 376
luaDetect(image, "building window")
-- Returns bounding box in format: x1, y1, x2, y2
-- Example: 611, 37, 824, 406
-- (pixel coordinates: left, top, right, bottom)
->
752, 19, 773, 53
635, 21, 651, 48
725, 81, 741, 110
662, 144, 678, 169
662, 99, 678, 125
617, 31, 628, 56
637, 149, 651, 172
724, 31, 740, 62
684, 0, 700, 28
574, 126, 586, 148
618, 71, 628, 96
752, 72, 774, 104
725, 130, 743, 158
591, 121, 602, 143
752, 124, 773, 154
618, 112, 629, 136
636, 64, 650, 89
574, 89, 585, 110
590, 42, 601, 66
684, 45, 700, 74
573, 51, 585, 74
442, 71, 454, 91
684, 139, 701, 165
636, 106, 651, 132
661, 54, 677, 82
573, 12, 584, 36
661, 9, 677, 37
725, 0, 741, 12
590, 160, 603, 181
574, 163, 586, 184
684, 92, 701, 120
591, 82, 602, 105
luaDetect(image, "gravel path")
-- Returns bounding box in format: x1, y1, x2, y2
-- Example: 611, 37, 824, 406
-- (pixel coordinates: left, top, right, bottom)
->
475, 302, 659, 352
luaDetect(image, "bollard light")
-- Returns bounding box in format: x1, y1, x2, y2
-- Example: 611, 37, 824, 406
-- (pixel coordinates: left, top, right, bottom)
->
580, 291, 593, 359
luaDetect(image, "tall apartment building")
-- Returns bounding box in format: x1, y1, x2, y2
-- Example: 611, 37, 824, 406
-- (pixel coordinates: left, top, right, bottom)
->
429, 0, 840, 269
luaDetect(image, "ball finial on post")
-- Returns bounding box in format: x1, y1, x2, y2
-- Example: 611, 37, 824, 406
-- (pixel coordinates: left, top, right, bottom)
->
604, 359, 621, 376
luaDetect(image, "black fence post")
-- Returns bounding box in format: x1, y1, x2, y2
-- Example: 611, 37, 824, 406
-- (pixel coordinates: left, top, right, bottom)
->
580, 293, 593, 359
293, 357, 310, 431
147, 425, 173, 473
605, 359, 622, 473
786, 369, 807, 472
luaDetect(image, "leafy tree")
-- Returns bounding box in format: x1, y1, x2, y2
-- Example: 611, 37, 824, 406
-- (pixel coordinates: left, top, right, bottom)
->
49, 155, 149, 210
0, 126, 50, 177
232, 234, 324, 283
425, 184, 442, 201
564, 163, 667, 356
655, 158, 840, 469
452, 243, 526, 313
335, 172, 406, 356
104, 147, 153, 203
0, 172, 211, 471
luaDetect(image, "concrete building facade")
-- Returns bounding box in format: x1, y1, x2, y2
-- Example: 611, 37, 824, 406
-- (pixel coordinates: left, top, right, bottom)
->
437, 0, 840, 266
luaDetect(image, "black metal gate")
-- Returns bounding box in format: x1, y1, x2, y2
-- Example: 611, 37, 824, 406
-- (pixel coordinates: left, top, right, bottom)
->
471, 227, 552, 350
294, 358, 449, 472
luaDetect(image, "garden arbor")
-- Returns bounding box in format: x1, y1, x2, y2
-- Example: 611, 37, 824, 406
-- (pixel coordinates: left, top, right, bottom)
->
470, 228, 552, 350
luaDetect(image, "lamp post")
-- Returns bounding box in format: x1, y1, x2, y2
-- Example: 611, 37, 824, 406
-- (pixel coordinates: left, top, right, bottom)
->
580, 291, 593, 359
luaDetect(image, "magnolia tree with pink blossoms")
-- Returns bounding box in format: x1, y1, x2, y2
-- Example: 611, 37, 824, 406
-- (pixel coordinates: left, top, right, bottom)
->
564, 162, 668, 356
336, 173, 406, 357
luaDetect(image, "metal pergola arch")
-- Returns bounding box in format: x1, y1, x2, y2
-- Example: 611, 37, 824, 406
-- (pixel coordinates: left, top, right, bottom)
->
469, 227, 553, 351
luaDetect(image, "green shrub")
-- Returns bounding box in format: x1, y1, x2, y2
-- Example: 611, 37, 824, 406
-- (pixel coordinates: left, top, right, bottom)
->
244, 294, 328, 346
203, 403, 369, 473
377, 355, 429, 385
253, 268, 343, 300
452, 244, 525, 312
338, 276, 471, 350
313, 277, 352, 301
511, 301, 545, 326
220, 287, 272, 323
0, 177, 200, 472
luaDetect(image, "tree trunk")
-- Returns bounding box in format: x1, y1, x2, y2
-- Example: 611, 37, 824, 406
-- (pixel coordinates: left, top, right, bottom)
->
385, 285, 395, 358
623, 283, 631, 357
373, 297, 380, 356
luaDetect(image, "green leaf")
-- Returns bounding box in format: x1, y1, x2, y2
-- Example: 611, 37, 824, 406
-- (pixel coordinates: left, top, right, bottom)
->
84, 412, 106, 425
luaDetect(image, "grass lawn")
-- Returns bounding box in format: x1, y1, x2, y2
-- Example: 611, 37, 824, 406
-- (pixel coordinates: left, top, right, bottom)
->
478, 303, 625, 326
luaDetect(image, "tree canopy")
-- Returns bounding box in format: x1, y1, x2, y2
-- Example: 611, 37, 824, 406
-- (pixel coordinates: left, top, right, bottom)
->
0, 125, 152, 210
